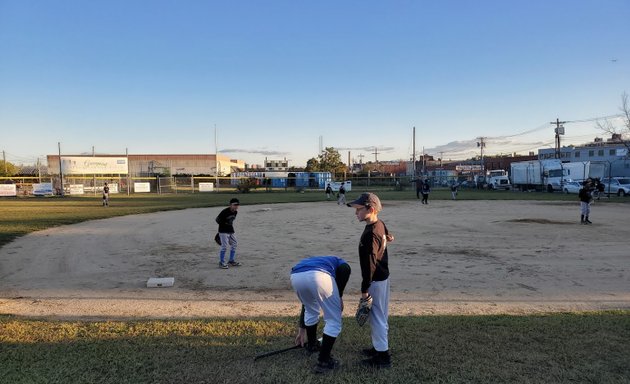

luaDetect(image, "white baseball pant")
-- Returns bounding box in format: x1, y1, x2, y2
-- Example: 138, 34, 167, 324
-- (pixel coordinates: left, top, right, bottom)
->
290, 270, 342, 337
368, 278, 390, 352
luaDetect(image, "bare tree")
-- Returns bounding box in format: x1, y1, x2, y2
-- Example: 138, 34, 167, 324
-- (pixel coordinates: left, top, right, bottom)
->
597, 92, 630, 153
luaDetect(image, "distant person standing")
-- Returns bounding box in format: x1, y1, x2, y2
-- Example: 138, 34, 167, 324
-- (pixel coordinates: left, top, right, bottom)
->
595, 178, 605, 200
579, 180, 594, 225
325, 183, 333, 200
102, 183, 110, 207
414, 178, 422, 199
420, 180, 431, 205
450, 183, 459, 200
337, 182, 346, 206
215, 198, 242, 269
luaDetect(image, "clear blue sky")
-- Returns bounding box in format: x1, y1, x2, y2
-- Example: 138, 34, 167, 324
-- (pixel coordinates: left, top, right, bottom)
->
1, 0, 628, 167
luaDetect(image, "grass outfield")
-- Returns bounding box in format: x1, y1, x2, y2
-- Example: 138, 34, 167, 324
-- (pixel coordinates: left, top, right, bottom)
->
1, 313, 629, 384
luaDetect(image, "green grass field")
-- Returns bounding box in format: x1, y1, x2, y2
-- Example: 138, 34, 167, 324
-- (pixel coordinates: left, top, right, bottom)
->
1, 313, 628, 384
1, 190, 629, 383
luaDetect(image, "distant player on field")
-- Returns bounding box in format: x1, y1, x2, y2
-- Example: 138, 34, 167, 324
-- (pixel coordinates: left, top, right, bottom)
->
102, 183, 110, 207
337, 182, 346, 206
215, 198, 242, 269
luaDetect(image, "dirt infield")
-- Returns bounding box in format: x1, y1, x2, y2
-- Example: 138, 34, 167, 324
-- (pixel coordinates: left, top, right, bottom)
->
1, 200, 628, 319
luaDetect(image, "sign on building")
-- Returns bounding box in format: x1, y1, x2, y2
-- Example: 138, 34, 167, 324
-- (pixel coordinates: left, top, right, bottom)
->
61, 157, 129, 175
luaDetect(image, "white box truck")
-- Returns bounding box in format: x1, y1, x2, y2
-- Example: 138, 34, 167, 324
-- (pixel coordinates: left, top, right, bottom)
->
486, 169, 511, 190
510, 160, 604, 192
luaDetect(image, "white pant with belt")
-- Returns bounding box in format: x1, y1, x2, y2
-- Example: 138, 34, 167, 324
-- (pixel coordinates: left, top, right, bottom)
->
290, 270, 342, 337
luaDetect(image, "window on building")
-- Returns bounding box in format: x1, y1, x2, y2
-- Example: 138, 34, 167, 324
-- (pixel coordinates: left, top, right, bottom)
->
574, 151, 580, 158
610, 149, 616, 156
589, 150, 594, 157
598, 149, 604, 156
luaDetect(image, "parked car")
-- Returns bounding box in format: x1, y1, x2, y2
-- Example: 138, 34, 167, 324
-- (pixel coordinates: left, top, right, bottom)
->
601, 177, 630, 196
562, 181, 582, 194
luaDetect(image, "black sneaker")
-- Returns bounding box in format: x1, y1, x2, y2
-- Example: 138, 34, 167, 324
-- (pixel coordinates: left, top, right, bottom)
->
314, 357, 341, 374
227, 261, 242, 267
361, 347, 377, 357
361, 352, 392, 369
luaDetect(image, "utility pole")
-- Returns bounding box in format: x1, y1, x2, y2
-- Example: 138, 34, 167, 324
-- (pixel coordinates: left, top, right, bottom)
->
372, 147, 379, 163
92, 146, 96, 196
347, 151, 351, 173
126, 147, 130, 196
412, 127, 416, 176
357, 154, 364, 164
422, 146, 426, 174
550, 118, 566, 159
58, 142, 64, 196
214, 124, 219, 191
477, 137, 486, 174
2, 150, 6, 174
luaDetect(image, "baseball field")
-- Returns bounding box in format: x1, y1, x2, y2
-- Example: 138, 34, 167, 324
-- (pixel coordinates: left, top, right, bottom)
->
1, 191, 629, 383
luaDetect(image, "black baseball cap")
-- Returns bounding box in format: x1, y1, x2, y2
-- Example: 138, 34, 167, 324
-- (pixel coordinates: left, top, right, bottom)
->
347, 192, 382, 212
229, 198, 240, 205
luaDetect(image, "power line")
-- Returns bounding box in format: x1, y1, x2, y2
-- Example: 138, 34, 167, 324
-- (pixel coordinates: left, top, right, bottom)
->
565, 114, 624, 124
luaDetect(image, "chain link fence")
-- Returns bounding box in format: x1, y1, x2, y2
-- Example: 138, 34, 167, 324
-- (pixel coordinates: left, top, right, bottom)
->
1, 175, 470, 196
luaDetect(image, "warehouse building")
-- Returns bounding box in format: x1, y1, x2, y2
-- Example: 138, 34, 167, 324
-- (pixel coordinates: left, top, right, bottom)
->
47, 154, 245, 176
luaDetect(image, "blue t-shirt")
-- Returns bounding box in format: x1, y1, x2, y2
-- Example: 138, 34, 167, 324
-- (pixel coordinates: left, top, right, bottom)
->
291, 256, 347, 277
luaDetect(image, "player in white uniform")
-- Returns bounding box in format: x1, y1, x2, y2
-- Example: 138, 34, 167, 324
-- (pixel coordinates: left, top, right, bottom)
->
348, 192, 394, 369
291, 256, 351, 374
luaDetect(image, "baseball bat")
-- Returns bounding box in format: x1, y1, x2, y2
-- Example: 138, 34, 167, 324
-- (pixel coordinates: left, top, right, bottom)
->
253, 344, 301, 361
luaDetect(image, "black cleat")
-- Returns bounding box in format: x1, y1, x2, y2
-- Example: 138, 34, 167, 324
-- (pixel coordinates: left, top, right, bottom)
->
361, 347, 377, 357
361, 352, 392, 369
314, 357, 341, 374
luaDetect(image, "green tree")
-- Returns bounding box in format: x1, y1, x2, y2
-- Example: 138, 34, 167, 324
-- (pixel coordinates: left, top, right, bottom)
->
0, 160, 18, 177
305, 147, 347, 175
305, 158, 320, 172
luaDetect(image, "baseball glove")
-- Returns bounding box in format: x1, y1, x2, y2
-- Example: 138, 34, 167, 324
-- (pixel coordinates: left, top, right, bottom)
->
214, 233, 221, 245
355, 295, 373, 326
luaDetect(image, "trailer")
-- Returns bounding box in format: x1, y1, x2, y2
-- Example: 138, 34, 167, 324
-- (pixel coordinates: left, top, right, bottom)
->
510, 160, 605, 192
